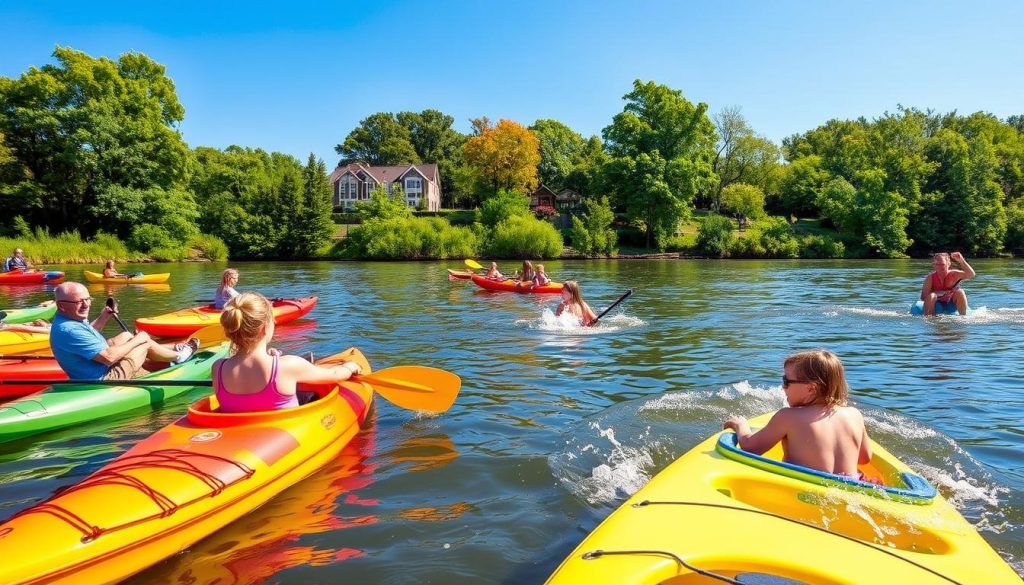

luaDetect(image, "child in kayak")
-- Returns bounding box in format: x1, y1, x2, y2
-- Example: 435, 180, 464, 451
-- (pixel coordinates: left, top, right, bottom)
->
723, 349, 871, 478
516, 260, 535, 282
214, 292, 363, 413
555, 280, 597, 326
485, 262, 505, 280
214, 268, 240, 310
532, 264, 551, 286
920, 251, 975, 316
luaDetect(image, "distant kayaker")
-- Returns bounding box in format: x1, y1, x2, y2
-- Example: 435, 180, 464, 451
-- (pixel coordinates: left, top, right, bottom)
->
723, 349, 872, 478
532, 264, 551, 286
3, 248, 32, 272
0, 319, 50, 334
49, 282, 198, 380
214, 268, 240, 310
213, 292, 363, 413
555, 280, 598, 326
515, 260, 535, 282
920, 252, 975, 316
102, 260, 125, 279
485, 262, 505, 280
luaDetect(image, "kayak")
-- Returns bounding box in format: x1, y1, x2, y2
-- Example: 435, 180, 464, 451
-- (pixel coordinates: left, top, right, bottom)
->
448, 268, 475, 280
547, 411, 1019, 584
470, 274, 563, 294
0, 343, 229, 443
0, 331, 50, 355
0, 269, 65, 284
910, 299, 972, 316
0, 302, 56, 324
0, 356, 64, 399
135, 297, 318, 337
0, 347, 374, 585
83, 271, 171, 284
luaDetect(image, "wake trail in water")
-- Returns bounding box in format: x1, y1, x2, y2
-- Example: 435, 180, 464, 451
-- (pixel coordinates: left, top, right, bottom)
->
826, 304, 1024, 324
515, 308, 645, 334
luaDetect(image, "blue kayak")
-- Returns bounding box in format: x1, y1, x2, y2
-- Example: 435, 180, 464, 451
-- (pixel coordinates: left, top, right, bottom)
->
910, 300, 971, 316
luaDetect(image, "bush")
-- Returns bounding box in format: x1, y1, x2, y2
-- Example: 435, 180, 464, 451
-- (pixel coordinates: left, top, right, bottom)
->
477, 190, 531, 228
486, 215, 563, 258
1005, 199, 1024, 252
728, 217, 800, 258
128, 224, 174, 253
189, 233, 230, 261
346, 216, 480, 259
695, 215, 736, 257
0, 229, 145, 263
798, 234, 846, 258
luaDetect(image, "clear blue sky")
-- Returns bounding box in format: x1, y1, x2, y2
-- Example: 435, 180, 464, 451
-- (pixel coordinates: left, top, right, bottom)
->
2, 0, 1021, 169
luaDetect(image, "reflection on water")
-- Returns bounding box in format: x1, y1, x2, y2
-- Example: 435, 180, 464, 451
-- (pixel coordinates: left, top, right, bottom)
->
0, 259, 1023, 581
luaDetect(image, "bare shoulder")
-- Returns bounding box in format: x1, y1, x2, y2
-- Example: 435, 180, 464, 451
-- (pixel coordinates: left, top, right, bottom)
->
279, 354, 313, 371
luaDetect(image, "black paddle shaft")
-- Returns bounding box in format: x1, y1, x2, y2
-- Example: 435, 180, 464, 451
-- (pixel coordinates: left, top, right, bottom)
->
105, 296, 131, 333
591, 289, 634, 326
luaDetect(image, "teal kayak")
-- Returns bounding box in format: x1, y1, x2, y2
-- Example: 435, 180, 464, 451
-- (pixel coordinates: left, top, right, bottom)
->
0, 343, 229, 443
0, 302, 57, 325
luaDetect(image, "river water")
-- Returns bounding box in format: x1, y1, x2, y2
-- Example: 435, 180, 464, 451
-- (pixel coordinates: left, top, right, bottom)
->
0, 259, 1022, 583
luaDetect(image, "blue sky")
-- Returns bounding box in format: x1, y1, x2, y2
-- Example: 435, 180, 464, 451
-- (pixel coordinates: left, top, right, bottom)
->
1, 0, 1021, 168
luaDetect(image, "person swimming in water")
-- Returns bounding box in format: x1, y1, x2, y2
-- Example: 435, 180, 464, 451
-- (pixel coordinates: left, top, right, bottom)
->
920, 252, 975, 315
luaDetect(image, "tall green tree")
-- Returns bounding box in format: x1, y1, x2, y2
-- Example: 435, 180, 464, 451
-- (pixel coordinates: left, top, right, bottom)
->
529, 119, 587, 190
711, 107, 782, 210
396, 109, 466, 206
602, 80, 718, 248
289, 154, 336, 257
0, 46, 190, 233
335, 112, 420, 165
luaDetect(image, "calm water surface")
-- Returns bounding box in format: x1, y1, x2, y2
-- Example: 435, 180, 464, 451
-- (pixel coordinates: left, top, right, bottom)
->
1, 259, 1022, 583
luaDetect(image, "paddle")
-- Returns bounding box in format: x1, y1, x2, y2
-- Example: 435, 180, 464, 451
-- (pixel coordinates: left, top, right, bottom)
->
590, 289, 634, 326
105, 296, 131, 333
464, 259, 483, 270
0, 366, 461, 413
0, 354, 55, 361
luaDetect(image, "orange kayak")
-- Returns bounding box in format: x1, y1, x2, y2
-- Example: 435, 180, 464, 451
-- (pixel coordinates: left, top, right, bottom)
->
0, 348, 374, 585
135, 297, 317, 337
470, 274, 563, 294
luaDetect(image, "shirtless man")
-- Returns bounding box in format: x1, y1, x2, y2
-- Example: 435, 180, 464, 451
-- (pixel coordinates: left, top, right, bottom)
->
920, 252, 975, 316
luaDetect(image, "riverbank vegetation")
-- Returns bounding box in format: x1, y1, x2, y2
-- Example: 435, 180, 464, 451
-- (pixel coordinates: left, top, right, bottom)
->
2, 47, 1022, 261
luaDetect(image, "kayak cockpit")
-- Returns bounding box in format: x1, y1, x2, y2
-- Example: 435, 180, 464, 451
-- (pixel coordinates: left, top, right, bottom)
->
716, 432, 936, 504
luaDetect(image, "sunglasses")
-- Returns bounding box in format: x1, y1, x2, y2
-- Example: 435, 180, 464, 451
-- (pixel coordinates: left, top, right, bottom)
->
781, 376, 810, 388
57, 297, 93, 306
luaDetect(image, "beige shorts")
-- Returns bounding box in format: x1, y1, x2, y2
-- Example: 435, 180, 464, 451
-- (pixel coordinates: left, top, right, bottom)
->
103, 353, 148, 381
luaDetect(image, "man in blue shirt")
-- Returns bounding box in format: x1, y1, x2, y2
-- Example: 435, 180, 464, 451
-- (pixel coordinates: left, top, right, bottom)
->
50, 282, 198, 380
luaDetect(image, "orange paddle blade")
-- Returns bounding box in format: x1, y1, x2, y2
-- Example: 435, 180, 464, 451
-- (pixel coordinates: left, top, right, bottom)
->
192, 324, 228, 349
356, 366, 461, 413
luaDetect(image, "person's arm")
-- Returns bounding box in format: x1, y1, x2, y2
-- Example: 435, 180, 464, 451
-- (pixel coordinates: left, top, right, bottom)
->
282, 355, 362, 386
724, 411, 789, 455
90, 304, 115, 332
582, 302, 598, 325
951, 252, 975, 280
857, 412, 872, 465
554, 302, 566, 316
920, 274, 933, 302
93, 332, 151, 366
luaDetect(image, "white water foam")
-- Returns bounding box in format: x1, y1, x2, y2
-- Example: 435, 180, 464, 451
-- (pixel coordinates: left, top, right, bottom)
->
518, 308, 645, 334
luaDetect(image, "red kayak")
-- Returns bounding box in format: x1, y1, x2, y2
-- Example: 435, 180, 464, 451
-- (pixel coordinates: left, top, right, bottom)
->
448, 268, 475, 281
135, 297, 318, 337
0, 269, 65, 285
0, 356, 65, 399
470, 274, 563, 294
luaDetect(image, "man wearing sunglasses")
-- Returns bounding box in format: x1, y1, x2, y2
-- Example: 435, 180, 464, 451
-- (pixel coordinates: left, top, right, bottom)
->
50, 282, 198, 380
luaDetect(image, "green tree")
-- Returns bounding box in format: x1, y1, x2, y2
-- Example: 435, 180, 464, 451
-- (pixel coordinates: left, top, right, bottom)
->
720, 183, 766, 224
602, 80, 718, 248
397, 109, 466, 205
357, 185, 412, 221
711, 107, 782, 209
336, 112, 421, 165
529, 119, 587, 190
568, 195, 617, 255
0, 46, 190, 233
477, 189, 530, 228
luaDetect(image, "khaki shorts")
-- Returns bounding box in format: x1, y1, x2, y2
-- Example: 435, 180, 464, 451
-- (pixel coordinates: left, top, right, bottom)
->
103, 353, 148, 381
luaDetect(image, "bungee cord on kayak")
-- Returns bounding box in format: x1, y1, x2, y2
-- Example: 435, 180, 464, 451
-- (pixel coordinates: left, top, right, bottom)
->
581, 549, 744, 584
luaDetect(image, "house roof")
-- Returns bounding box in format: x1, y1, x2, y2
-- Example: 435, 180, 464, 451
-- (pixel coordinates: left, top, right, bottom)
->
556, 188, 581, 201
530, 185, 557, 198
330, 163, 439, 185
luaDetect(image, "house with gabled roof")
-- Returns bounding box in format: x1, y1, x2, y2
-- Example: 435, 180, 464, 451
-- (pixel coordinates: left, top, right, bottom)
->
329, 163, 442, 211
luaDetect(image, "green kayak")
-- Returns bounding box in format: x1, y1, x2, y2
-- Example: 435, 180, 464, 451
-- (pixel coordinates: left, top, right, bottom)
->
0, 302, 57, 325
0, 343, 229, 443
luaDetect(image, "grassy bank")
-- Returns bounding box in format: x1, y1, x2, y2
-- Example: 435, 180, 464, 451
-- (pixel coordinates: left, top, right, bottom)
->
0, 230, 228, 264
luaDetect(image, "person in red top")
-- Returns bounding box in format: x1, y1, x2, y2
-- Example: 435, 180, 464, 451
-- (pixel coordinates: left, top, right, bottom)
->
920, 251, 975, 315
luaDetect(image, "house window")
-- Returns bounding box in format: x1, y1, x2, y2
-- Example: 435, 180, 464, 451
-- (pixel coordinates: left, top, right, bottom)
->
405, 177, 422, 192
347, 180, 356, 199
364, 182, 374, 199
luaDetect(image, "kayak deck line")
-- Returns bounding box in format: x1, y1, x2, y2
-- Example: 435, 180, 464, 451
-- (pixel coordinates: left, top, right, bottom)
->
11, 449, 255, 543
588, 500, 962, 584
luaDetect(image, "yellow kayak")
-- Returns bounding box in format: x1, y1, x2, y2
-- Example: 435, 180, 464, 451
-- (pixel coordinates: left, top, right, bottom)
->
547, 412, 1019, 584
83, 271, 170, 284
0, 330, 50, 355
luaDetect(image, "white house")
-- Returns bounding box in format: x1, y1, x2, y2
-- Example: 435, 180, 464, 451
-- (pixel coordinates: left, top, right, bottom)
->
330, 163, 442, 211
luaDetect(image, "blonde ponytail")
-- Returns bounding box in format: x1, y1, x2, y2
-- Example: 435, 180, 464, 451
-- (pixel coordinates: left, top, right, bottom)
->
220, 292, 273, 354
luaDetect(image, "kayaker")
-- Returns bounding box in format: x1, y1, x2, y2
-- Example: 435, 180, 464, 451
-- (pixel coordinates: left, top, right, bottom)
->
3, 248, 32, 272
485, 262, 504, 280
0, 319, 50, 334
213, 292, 363, 413
532, 264, 551, 286
102, 260, 124, 279
723, 349, 872, 478
920, 251, 975, 316
214, 268, 240, 309
515, 260, 535, 282
555, 280, 598, 326
49, 282, 198, 380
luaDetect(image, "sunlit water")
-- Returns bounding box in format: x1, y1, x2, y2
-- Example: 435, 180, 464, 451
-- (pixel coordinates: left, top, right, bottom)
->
1, 259, 1022, 582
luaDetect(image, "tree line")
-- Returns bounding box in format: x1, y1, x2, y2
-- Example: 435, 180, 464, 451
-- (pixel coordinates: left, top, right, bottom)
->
2, 47, 1022, 259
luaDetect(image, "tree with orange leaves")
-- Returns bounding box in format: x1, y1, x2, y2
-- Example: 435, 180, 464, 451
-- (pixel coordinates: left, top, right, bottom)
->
462, 118, 540, 198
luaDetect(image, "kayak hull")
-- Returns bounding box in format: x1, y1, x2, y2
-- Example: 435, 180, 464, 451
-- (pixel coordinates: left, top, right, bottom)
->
0, 344, 229, 443
910, 300, 971, 316
470, 274, 563, 294
0, 357, 65, 398
0, 348, 374, 585
1, 302, 57, 324
135, 297, 318, 337
547, 411, 1019, 584
83, 271, 171, 284
448, 268, 474, 280
0, 331, 51, 355
0, 270, 65, 284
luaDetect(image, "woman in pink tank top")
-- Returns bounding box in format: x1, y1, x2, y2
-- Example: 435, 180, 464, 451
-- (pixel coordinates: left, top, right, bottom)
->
215, 292, 363, 413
